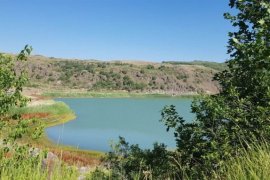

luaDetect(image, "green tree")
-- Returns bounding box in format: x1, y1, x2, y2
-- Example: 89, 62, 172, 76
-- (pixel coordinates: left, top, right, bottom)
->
0, 46, 43, 150
161, 0, 270, 177
0, 46, 31, 119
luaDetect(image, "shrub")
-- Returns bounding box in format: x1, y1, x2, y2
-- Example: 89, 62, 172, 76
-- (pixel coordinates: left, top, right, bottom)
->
160, 85, 165, 90
176, 73, 189, 80
102, 137, 180, 179
48, 77, 55, 82
146, 65, 154, 69
36, 74, 42, 79
97, 62, 107, 68
121, 70, 127, 74
158, 65, 166, 71
122, 76, 146, 91
92, 80, 116, 90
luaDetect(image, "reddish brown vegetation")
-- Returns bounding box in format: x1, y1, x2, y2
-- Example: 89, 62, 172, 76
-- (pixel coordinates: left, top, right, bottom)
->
4, 152, 13, 158
50, 149, 100, 166
22, 113, 50, 120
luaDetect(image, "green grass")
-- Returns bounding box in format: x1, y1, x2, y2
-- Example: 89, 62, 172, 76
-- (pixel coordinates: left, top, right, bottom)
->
11, 101, 73, 116
0, 154, 79, 180
9, 101, 76, 127
214, 143, 270, 180
162, 60, 227, 71
42, 90, 199, 99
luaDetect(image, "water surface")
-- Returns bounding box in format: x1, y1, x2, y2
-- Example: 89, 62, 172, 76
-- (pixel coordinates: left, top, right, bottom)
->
46, 98, 193, 151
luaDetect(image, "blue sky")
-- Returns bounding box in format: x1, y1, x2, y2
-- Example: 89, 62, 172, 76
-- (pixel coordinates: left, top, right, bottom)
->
0, 0, 232, 62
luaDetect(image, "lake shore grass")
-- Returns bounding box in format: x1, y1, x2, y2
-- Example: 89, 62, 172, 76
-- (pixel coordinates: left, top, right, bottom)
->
42, 90, 201, 99
12, 101, 103, 166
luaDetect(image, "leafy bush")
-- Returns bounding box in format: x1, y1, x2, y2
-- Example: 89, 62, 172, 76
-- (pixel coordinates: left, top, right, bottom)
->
160, 85, 165, 90
92, 80, 116, 90
85, 64, 95, 73
0, 45, 37, 142
102, 137, 180, 179
158, 65, 166, 71
146, 65, 154, 69
121, 70, 127, 74
122, 76, 146, 91
36, 74, 42, 79
85, 168, 110, 180
48, 77, 55, 81
97, 62, 107, 68
176, 73, 189, 80
160, 0, 270, 177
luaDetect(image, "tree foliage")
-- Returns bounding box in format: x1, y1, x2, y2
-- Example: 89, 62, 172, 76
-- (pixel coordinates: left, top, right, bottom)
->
102, 137, 179, 179
0, 46, 43, 151
0, 46, 31, 120
160, 0, 270, 177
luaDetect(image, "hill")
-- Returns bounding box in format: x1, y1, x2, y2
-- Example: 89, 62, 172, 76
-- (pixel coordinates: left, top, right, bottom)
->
15, 55, 226, 95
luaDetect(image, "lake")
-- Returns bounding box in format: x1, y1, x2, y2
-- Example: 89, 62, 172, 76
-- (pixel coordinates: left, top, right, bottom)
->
46, 98, 194, 152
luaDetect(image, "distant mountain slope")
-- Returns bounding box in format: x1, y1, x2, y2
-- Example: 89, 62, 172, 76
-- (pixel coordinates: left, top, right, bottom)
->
16, 55, 226, 95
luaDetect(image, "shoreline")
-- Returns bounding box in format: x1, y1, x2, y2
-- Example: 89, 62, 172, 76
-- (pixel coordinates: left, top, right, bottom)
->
22, 90, 202, 164
40, 102, 104, 154
42, 90, 203, 99
31, 91, 200, 150
18, 100, 104, 165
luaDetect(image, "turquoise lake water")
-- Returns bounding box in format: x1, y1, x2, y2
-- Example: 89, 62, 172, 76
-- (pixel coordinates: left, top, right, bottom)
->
46, 98, 194, 152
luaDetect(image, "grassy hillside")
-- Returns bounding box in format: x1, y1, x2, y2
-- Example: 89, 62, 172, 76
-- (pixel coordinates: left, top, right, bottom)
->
16, 55, 226, 95
162, 60, 227, 71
